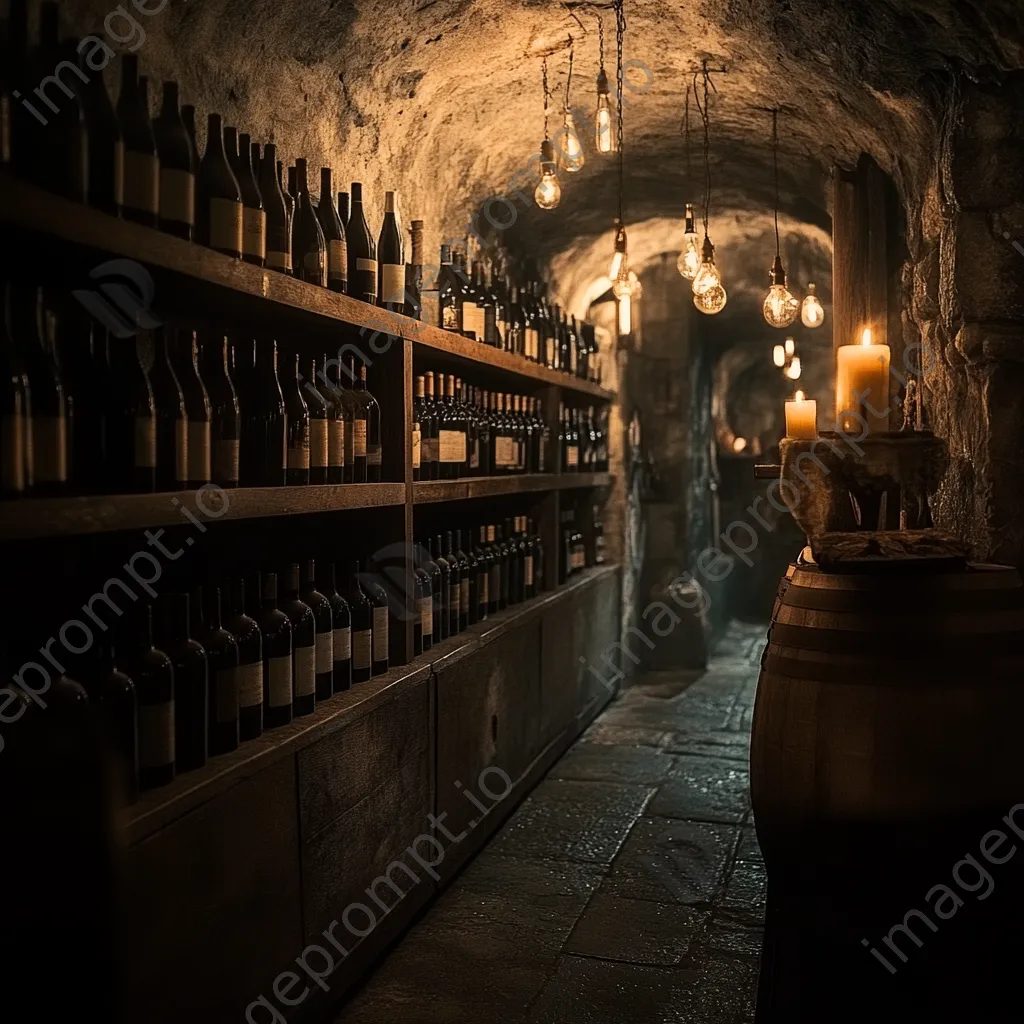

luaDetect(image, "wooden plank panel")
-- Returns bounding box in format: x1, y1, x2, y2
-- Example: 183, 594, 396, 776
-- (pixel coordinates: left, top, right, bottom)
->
118, 757, 303, 1024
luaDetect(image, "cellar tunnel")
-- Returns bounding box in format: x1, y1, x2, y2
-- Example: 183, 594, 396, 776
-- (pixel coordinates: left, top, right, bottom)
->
5, 0, 1024, 1022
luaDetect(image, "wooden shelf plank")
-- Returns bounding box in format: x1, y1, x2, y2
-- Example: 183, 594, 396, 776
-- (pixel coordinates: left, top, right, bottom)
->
122, 564, 619, 845
0, 484, 406, 540
0, 173, 617, 401
413, 473, 613, 504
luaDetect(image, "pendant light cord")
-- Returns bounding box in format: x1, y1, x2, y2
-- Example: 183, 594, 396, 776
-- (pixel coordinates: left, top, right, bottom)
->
565, 38, 574, 111
542, 56, 549, 140
597, 14, 605, 73
683, 85, 691, 184
694, 62, 712, 239
615, 0, 625, 225
772, 108, 781, 256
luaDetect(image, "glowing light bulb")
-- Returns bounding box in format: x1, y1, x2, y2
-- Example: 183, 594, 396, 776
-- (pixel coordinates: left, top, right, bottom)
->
733, 437, 748, 453
617, 293, 632, 335
612, 267, 632, 300
786, 356, 802, 380
773, 345, 786, 368
595, 69, 614, 154
694, 282, 727, 315
676, 203, 701, 280
785, 337, 795, 357
801, 282, 824, 328
763, 256, 799, 328
557, 110, 585, 173
534, 139, 561, 210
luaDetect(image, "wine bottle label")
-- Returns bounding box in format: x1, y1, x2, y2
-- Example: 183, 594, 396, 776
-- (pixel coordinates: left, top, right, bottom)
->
267, 249, 293, 272
243, 208, 267, 260
381, 264, 405, 304
497, 320, 508, 346
418, 596, 433, 637
237, 662, 263, 709
353, 419, 367, 458
216, 668, 237, 724
213, 438, 240, 483
494, 436, 515, 468
356, 258, 378, 273
570, 347, 578, 373
329, 420, 345, 468
567, 446, 579, 468
210, 197, 244, 254
124, 151, 159, 215
525, 556, 534, 587
310, 419, 329, 469
352, 628, 372, 670
267, 654, 292, 708
1, 414, 24, 493
294, 644, 316, 697
372, 607, 388, 663
333, 626, 351, 662
328, 240, 348, 283
470, 439, 479, 469
187, 421, 211, 482
139, 701, 175, 769
113, 140, 125, 207
160, 168, 195, 227
441, 304, 460, 332
460, 577, 470, 615
462, 301, 480, 337
487, 526, 495, 542
33, 415, 67, 483
412, 427, 421, 469
526, 328, 539, 360
287, 445, 310, 470
315, 631, 333, 674
480, 573, 489, 606
449, 583, 460, 617
135, 415, 157, 469
367, 444, 382, 467
438, 429, 466, 463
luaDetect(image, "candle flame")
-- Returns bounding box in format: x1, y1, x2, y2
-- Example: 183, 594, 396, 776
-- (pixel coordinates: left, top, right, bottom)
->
861, 328, 873, 346
795, 390, 805, 401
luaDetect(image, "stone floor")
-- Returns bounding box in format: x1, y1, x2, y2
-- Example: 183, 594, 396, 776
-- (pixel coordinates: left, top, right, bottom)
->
333, 622, 766, 1024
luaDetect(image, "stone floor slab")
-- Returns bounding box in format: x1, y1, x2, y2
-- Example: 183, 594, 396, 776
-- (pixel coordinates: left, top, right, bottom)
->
550, 744, 678, 786
648, 755, 750, 824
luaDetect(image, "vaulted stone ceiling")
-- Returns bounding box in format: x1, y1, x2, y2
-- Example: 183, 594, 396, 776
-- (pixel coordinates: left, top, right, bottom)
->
70, 0, 1024, 312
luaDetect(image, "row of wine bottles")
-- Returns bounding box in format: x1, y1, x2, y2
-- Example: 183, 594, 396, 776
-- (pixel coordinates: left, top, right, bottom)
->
436, 247, 602, 383
0, 279, 384, 496
414, 518, 544, 654
560, 506, 606, 584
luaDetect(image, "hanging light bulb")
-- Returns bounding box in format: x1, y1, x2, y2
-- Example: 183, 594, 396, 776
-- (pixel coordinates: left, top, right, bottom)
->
773, 344, 786, 368
786, 356, 802, 381
534, 139, 561, 210
784, 337, 795, 357
801, 282, 825, 328
617, 292, 632, 335
694, 282, 727, 315
691, 65, 725, 315
763, 255, 799, 328
692, 235, 723, 296
609, 222, 627, 281
558, 109, 585, 173
676, 204, 702, 280
595, 14, 614, 156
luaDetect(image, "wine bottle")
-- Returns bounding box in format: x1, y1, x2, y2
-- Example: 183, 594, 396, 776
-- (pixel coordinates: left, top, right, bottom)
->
116, 55, 159, 226
260, 144, 291, 275
305, 359, 330, 486
337, 190, 350, 230
437, 245, 462, 333
421, 371, 438, 480
486, 524, 500, 615
475, 260, 496, 346
325, 356, 358, 485
361, 562, 390, 676
158, 592, 208, 773
443, 531, 460, 637
174, 329, 211, 489
198, 113, 243, 258
182, 105, 198, 159
103, 332, 156, 493
438, 373, 465, 481
225, 576, 262, 741
52, 302, 102, 494
454, 530, 471, 632
377, 191, 405, 312
248, 339, 286, 487
280, 565, 316, 717
237, 132, 266, 267
405, 220, 424, 320
118, 603, 174, 790
151, 328, 187, 491
459, 253, 481, 341
201, 333, 240, 488
258, 572, 293, 729
301, 560, 334, 702
81, 636, 139, 805
79, 59, 123, 216
280, 161, 295, 239
319, 563, 351, 694
350, 356, 381, 481
153, 82, 195, 240
317, 167, 347, 294
0, 295, 27, 498
194, 584, 240, 756
474, 525, 491, 621
463, 530, 480, 627
420, 540, 441, 647
412, 375, 425, 482
347, 182, 377, 304
345, 560, 373, 685
414, 544, 431, 654
283, 350, 310, 486
432, 536, 451, 641
292, 159, 326, 286
314, 354, 345, 485
496, 523, 511, 609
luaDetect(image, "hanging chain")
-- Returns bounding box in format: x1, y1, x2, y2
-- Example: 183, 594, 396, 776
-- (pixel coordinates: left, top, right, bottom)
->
598, 14, 605, 72
564, 38, 574, 112
542, 56, 550, 140
772, 108, 781, 255
615, 0, 625, 225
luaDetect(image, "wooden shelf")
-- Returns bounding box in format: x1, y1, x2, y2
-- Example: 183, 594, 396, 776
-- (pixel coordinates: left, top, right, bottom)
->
414, 472, 612, 504
122, 563, 620, 845
0, 483, 406, 540
0, 173, 616, 401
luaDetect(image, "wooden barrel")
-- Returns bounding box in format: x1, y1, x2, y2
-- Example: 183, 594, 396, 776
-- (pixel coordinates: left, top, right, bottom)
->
751, 561, 1024, 1022
769, 562, 796, 621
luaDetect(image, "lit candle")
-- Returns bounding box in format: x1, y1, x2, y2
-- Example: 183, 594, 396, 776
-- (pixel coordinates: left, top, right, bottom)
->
836, 328, 891, 433
785, 390, 817, 439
